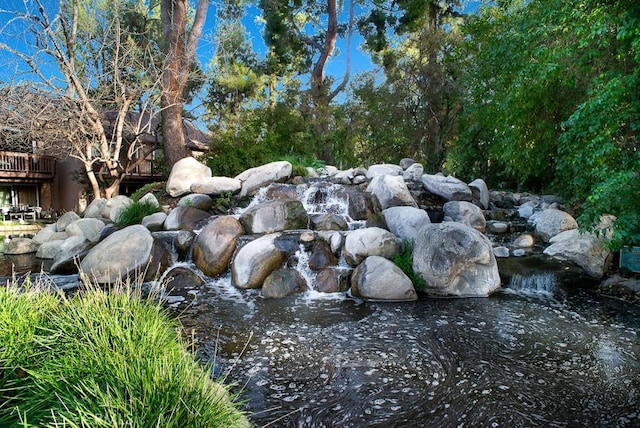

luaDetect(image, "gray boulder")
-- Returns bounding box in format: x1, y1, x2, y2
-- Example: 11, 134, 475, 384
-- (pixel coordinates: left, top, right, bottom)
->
232, 233, 284, 289
382, 206, 431, 242
366, 164, 403, 179
66, 218, 105, 243
543, 229, 611, 278
32, 224, 58, 244
413, 222, 501, 297
311, 213, 348, 231
421, 174, 472, 201
534, 209, 578, 242
179, 193, 213, 211
164, 266, 205, 291
190, 177, 242, 196
403, 163, 424, 181
261, 269, 308, 298
235, 161, 292, 197
351, 256, 417, 301
50, 236, 93, 273
239, 199, 308, 234
56, 211, 81, 232
164, 206, 211, 231
166, 157, 212, 197
469, 178, 490, 210
193, 216, 244, 277
399, 158, 419, 170
175, 230, 195, 261
142, 212, 167, 231
102, 195, 133, 223
308, 241, 338, 271
138, 192, 160, 208
35, 239, 65, 259
79, 225, 169, 283
366, 174, 418, 210
343, 227, 399, 267
443, 201, 487, 233
4, 238, 38, 255
513, 234, 535, 248
83, 198, 107, 219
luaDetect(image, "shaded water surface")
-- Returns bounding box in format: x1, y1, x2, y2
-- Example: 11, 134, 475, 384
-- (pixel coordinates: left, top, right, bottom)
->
168, 275, 640, 427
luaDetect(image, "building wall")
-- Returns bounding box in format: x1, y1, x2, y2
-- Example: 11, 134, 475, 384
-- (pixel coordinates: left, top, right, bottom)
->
52, 157, 86, 212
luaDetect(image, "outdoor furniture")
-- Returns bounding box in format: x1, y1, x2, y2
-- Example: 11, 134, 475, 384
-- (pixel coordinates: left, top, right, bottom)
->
2, 205, 40, 222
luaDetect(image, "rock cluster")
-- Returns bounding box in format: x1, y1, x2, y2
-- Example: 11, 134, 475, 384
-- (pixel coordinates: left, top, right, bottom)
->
4, 157, 613, 300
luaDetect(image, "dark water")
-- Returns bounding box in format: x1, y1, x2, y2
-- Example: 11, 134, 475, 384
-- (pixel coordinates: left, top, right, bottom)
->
166, 271, 640, 428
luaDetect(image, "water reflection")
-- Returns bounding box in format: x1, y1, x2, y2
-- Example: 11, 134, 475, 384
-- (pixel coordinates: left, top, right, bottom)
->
168, 280, 640, 427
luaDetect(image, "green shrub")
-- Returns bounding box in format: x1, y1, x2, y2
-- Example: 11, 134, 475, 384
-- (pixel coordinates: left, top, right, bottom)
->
392, 239, 427, 292
115, 200, 161, 227
0, 278, 249, 427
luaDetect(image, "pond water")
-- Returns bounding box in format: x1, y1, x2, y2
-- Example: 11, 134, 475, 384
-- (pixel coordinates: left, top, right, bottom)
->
166, 269, 640, 428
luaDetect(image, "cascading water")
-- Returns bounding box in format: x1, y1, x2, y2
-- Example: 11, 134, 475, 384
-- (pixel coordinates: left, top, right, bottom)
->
506, 272, 559, 296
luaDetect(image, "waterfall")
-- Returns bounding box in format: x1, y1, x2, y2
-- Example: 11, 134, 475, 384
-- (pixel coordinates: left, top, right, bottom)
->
506, 272, 558, 296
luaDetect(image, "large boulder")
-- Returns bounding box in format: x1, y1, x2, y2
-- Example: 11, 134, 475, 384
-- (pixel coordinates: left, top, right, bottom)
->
469, 178, 490, 210
56, 211, 81, 232
232, 234, 284, 289
421, 174, 472, 202
543, 229, 611, 278
35, 239, 65, 259
50, 236, 94, 273
443, 201, 487, 233
351, 256, 417, 301
235, 161, 292, 197
193, 216, 244, 277
179, 193, 213, 211
307, 241, 338, 271
343, 227, 399, 267
239, 199, 308, 234
412, 222, 501, 297
138, 192, 160, 208
3, 238, 38, 255
32, 223, 58, 244
164, 206, 211, 231
315, 267, 350, 293
261, 269, 308, 298
101, 195, 133, 223
166, 157, 212, 197
366, 164, 403, 179
83, 198, 107, 219
366, 174, 418, 210
142, 212, 167, 231
79, 225, 169, 283
65, 218, 105, 243
164, 266, 205, 291
403, 163, 424, 181
533, 209, 578, 242
382, 206, 431, 242
190, 177, 242, 196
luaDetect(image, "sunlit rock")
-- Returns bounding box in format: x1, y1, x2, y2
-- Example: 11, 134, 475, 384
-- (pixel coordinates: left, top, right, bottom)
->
367, 174, 418, 210
533, 209, 578, 242
239, 199, 308, 234
343, 227, 399, 267
351, 256, 417, 301
164, 206, 211, 231
235, 161, 292, 197
382, 206, 431, 242
544, 229, 611, 278
190, 177, 241, 196
193, 216, 244, 277
469, 178, 490, 210
166, 156, 212, 197
232, 233, 284, 289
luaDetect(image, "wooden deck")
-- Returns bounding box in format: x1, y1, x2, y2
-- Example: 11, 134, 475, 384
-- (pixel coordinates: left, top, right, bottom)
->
0, 151, 56, 181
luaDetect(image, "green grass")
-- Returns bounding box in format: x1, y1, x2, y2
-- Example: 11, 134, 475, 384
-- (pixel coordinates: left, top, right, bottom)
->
0, 277, 249, 427
114, 200, 161, 227
392, 239, 427, 292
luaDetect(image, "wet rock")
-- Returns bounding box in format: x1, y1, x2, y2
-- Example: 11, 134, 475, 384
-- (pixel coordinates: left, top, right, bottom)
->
543, 229, 611, 278
4, 238, 38, 255
421, 174, 472, 202
66, 218, 105, 243
343, 227, 399, 267
175, 230, 195, 261
235, 161, 292, 197
261, 269, 308, 298
79, 225, 169, 283
166, 156, 212, 197
533, 209, 578, 242
382, 206, 431, 242
190, 177, 241, 196
56, 211, 81, 232
308, 241, 338, 271
413, 222, 501, 297
164, 266, 205, 291
311, 213, 348, 231
193, 216, 244, 277
239, 199, 308, 234
232, 233, 284, 289
494, 246, 510, 258
443, 201, 487, 233
164, 206, 211, 231
315, 267, 350, 293
487, 221, 509, 234
367, 174, 418, 210
351, 256, 417, 301
513, 234, 535, 248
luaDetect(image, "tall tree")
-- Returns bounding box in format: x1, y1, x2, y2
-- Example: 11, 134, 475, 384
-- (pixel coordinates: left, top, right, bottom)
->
160, 0, 209, 170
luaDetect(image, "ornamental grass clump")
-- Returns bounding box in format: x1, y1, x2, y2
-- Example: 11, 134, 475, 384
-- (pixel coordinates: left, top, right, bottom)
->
114, 200, 161, 227
0, 276, 249, 427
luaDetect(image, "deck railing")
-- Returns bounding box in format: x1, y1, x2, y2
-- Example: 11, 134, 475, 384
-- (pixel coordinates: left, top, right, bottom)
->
0, 151, 56, 179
